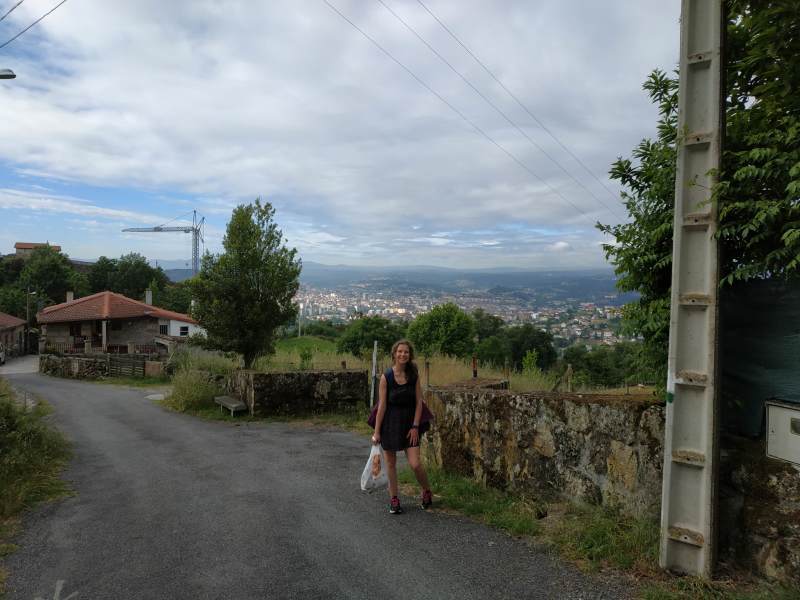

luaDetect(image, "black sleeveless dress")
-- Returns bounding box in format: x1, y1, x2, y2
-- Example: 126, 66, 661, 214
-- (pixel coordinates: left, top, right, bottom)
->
380, 367, 420, 452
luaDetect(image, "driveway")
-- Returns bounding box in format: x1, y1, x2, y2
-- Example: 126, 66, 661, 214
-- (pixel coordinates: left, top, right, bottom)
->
2, 373, 632, 600
0, 354, 39, 375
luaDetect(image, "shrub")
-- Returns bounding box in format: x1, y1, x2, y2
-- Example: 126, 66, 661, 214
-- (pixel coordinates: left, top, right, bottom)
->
0, 380, 71, 518
163, 370, 222, 412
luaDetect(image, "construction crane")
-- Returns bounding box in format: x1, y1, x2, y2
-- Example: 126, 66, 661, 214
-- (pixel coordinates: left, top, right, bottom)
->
122, 210, 205, 275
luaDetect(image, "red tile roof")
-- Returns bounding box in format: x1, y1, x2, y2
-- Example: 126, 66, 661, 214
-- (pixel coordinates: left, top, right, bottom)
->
15, 242, 62, 251
36, 291, 198, 325
0, 311, 26, 330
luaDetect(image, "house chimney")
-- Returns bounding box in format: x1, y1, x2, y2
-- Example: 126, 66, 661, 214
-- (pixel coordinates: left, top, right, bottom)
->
66, 291, 74, 302
145, 289, 153, 305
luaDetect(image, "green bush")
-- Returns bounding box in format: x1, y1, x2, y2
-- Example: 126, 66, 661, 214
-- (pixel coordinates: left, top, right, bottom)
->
163, 370, 222, 412
0, 381, 71, 518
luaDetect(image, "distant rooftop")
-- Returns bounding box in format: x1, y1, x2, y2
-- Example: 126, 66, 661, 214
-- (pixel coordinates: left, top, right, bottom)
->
14, 242, 61, 252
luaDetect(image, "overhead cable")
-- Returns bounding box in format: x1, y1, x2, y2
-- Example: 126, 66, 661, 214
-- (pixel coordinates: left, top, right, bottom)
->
323, 0, 599, 226
378, 0, 624, 221
417, 0, 622, 203
0, 0, 69, 51
0, 1, 26, 24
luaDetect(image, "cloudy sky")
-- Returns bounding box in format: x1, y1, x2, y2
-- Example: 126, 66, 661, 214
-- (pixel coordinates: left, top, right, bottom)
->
0, 0, 680, 270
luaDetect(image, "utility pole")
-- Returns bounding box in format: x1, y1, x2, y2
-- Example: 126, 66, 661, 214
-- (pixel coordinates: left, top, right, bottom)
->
660, 0, 724, 578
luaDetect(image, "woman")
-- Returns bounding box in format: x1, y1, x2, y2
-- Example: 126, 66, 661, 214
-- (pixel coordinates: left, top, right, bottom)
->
371, 339, 432, 514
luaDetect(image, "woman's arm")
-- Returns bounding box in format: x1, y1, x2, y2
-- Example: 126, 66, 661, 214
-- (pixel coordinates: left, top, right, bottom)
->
372, 374, 388, 444
408, 375, 424, 445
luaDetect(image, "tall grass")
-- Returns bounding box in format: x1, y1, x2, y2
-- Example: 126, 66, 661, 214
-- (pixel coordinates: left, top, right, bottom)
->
547, 503, 660, 573
168, 346, 239, 377
0, 379, 71, 519
162, 370, 223, 413
398, 464, 546, 536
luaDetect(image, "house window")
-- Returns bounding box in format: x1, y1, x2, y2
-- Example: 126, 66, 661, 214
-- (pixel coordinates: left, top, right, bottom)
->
159, 325, 168, 335
179, 326, 189, 337
69, 323, 81, 337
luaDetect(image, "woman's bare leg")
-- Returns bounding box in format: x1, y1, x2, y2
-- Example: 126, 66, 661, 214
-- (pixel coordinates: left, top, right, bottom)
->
405, 446, 430, 491
383, 449, 398, 497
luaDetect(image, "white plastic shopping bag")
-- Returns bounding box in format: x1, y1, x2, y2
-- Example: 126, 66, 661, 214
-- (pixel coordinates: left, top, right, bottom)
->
360, 443, 388, 492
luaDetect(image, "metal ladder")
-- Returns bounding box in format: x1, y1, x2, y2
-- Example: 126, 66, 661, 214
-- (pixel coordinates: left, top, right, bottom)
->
660, 0, 723, 578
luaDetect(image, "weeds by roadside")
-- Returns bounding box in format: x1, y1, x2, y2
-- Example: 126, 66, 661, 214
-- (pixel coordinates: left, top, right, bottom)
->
398, 460, 797, 600
398, 464, 545, 536
161, 369, 223, 413
0, 378, 72, 596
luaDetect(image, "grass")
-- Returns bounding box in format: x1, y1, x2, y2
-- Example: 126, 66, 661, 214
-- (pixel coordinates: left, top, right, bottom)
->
398, 464, 545, 536
545, 502, 660, 573
395, 458, 798, 599
275, 336, 337, 355
168, 346, 239, 377
160, 369, 224, 413
0, 378, 72, 597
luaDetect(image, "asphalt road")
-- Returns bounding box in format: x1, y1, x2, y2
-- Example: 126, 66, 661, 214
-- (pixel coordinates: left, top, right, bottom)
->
3, 373, 632, 600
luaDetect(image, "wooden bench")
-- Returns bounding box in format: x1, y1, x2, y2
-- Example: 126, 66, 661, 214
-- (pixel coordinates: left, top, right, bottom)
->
214, 395, 247, 417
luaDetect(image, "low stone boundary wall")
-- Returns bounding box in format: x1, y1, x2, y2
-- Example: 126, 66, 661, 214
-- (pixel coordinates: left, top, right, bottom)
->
228, 369, 369, 416
39, 353, 163, 380
39, 353, 110, 379
422, 385, 664, 518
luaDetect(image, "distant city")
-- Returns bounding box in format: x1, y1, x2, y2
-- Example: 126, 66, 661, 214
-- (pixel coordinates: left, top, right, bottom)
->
290, 263, 639, 350
42, 250, 640, 350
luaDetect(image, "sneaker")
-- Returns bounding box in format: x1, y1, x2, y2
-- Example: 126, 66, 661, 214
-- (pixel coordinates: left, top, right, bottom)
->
389, 496, 403, 515
421, 489, 433, 509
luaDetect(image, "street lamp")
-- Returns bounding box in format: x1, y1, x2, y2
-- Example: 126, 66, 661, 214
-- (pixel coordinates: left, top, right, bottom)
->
26, 289, 37, 354
0, 69, 16, 79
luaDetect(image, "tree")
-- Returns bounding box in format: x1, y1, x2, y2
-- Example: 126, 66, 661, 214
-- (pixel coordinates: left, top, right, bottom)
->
505, 324, 556, 371
407, 303, 476, 358
716, 0, 800, 283
153, 280, 193, 314
0, 286, 26, 319
110, 253, 168, 300
302, 320, 345, 339
18, 246, 86, 306
476, 334, 511, 369
596, 70, 676, 381
0, 257, 25, 287
336, 316, 406, 358
88, 256, 118, 293
190, 200, 301, 368
598, 3, 800, 382
472, 308, 504, 340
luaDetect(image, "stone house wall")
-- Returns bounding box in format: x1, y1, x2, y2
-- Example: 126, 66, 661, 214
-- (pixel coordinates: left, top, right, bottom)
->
0, 325, 24, 355
106, 317, 159, 346
228, 369, 369, 416
43, 317, 160, 347
422, 385, 664, 518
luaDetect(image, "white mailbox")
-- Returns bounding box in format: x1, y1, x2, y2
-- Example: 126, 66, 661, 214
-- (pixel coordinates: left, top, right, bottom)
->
766, 400, 800, 466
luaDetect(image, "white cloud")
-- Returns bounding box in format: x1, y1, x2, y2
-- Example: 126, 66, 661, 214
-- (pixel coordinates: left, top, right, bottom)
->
0, 0, 680, 268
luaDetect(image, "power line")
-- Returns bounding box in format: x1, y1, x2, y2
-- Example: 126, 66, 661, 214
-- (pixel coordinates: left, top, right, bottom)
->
0, 1, 26, 24
416, 0, 622, 204
0, 0, 69, 51
323, 0, 600, 227
377, 0, 624, 221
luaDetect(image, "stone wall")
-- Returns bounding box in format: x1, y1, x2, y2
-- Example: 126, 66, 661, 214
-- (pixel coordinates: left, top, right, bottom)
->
39, 353, 109, 379
228, 369, 369, 416
719, 435, 800, 582
423, 385, 665, 518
